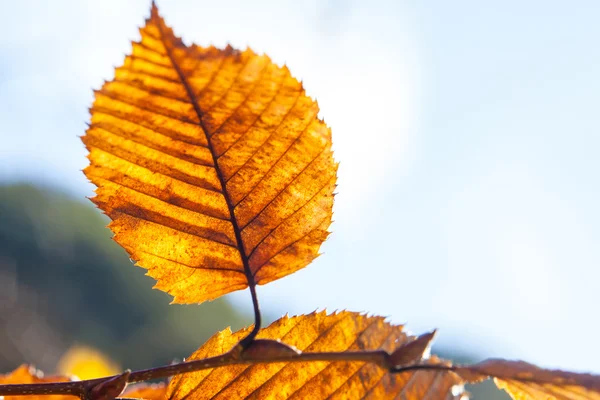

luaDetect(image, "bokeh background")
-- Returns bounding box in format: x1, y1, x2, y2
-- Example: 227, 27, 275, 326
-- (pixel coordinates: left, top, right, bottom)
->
1, 0, 599, 398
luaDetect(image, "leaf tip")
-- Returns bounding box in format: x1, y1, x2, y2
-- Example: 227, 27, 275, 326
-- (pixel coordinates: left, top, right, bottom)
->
150, 0, 159, 17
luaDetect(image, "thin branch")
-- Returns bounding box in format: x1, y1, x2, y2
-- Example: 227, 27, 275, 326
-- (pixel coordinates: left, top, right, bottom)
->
0, 347, 444, 398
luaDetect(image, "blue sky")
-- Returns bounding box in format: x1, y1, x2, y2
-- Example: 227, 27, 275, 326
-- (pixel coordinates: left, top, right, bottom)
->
1, 0, 599, 373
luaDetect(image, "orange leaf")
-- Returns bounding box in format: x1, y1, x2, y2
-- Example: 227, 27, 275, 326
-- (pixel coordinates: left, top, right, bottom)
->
123, 383, 168, 400
167, 311, 464, 399
0, 365, 74, 400
57, 345, 121, 380
82, 3, 336, 304
456, 359, 600, 400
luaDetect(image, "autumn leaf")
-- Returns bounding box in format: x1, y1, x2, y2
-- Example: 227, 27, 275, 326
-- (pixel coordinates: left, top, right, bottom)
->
167, 311, 464, 400
0, 365, 73, 400
82, 3, 336, 304
57, 345, 121, 380
455, 359, 600, 400
123, 383, 168, 400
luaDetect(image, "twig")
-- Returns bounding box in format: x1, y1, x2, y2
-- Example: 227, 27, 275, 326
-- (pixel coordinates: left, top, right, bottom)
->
0, 346, 444, 398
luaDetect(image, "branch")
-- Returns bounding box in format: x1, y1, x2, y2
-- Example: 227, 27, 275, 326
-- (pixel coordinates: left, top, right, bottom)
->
0, 341, 443, 399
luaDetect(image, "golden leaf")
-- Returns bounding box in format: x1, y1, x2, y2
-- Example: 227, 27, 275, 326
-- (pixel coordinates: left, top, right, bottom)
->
0, 365, 73, 400
82, 3, 336, 304
167, 311, 464, 399
56, 345, 120, 380
456, 359, 600, 400
123, 383, 168, 400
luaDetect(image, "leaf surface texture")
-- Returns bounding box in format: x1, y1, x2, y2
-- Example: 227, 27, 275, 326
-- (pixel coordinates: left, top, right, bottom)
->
123, 383, 168, 400
0, 365, 73, 400
167, 311, 463, 400
82, 4, 336, 303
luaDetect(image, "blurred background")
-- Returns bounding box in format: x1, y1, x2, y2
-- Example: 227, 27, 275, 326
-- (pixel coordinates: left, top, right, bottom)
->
1, 0, 599, 398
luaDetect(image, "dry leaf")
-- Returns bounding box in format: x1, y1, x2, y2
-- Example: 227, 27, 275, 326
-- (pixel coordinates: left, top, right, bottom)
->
0, 365, 73, 400
123, 383, 168, 400
167, 311, 463, 400
456, 359, 600, 400
82, 3, 336, 304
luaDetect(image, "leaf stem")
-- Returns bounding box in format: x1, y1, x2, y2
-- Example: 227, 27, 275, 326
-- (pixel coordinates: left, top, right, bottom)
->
239, 283, 261, 348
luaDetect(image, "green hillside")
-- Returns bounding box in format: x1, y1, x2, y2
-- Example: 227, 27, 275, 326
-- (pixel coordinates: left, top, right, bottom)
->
0, 183, 507, 398
0, 184, 250, 372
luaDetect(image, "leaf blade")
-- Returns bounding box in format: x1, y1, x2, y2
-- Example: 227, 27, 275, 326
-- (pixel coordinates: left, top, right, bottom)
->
456, 359, 600, 400
166, 311, 464, 400
0, 365, 74, 400
83, 4, 336, 304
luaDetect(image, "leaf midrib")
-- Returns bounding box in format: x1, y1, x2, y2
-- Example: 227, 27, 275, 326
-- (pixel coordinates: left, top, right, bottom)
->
155, 16, 254, 287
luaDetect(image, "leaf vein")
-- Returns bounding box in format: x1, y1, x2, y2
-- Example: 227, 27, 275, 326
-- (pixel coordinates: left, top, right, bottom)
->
110, 203, 237, 248
86, 168, 229, 221
112, 78, 192, 103
230, 107, 316, 208
141, 251, 244, 274
90, 124, 213, 168
132, 41, 171, 63
96, 89, 198, 124
286, 317, 383, 400
208, 60, 272, 142
87, 139, 221, 194
240, 146, 328, 232
248, 176, 333, 260
125, 54, 178, 75
223, 88, 303, 183
215, 70, 287, 159
241, 314, 355, 399
251, 214, 328, 278
92, 107, 208, 148
202, 53, 259, 123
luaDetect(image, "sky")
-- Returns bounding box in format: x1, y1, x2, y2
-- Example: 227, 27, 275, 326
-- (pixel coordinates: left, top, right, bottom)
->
1, 0, 599, 373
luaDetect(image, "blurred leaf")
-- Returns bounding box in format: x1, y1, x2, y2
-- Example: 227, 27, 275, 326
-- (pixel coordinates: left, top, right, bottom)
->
56, 345, 120, 380
0, 184, 249, 372
456, 359, 600, 400
82, 3, 336, 304
124, 383, 167, 400
0, 364, 72, 400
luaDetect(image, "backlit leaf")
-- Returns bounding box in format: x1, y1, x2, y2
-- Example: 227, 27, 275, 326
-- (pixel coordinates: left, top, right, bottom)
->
0, 365, 73, 400
123, 383, 168, 400
57, 345, 120, 380
167, 311, 464, 399
82, 3, 336, 304
456, 359, 600, 400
